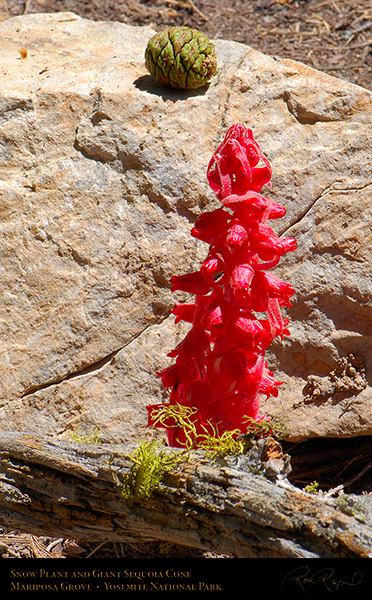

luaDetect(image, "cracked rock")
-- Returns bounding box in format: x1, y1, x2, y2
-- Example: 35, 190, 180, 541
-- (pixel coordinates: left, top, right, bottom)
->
0, 13, 372, 443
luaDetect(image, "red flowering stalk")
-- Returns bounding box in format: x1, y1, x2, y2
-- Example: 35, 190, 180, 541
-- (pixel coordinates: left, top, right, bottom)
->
147, 124, 296, 448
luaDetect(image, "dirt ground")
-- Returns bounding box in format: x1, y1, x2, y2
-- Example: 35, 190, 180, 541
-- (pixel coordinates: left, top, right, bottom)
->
0, 0, 371, 560
3, 0, 372, 90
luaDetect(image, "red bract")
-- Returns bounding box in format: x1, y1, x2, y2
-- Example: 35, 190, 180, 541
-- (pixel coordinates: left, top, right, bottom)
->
147, 124, 296, 447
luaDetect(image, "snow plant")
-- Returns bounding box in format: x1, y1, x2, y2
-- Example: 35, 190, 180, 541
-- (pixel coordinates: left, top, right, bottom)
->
147, 124, 296, 448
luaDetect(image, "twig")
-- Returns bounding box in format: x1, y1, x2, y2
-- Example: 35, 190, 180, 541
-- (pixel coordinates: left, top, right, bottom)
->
85, 541, 107, 558
324, 484, 344, 498
313, 0, 341, 12
348, 39, 372, 49
188, 0, 209, 21
163, 0, 208, 21
3, 547, 23, 558
275, 0, 297, 10
344, 463, 372, 490
335, 453, 362, 479
23, 0, 31, 15
46, 538, 64, 553
342, 22, 372, 47
321, 64, 368, 71
30, 535, 54, 558
113, 541, 120, 558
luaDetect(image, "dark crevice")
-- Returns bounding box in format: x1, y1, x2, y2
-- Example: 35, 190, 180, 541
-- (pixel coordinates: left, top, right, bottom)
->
283, 436, 372, 494
281, 181, 372, 235
20, 315, 169, 399
280, 188, 329, 235
20, 348, 122, 398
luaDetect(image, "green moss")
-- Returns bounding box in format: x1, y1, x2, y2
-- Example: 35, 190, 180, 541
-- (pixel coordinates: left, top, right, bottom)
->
335, 496, 366, 523
150, 404, 288, 459
70, 426, 102, 445
119, 439, 188, 503
303, 481, 320, 494
150, 404, 245, 460
231, 416, 288, 454
149, 404, 199, 451
243, 415, 289, 440
197, 426, 244, 460
114, 405, 289, 503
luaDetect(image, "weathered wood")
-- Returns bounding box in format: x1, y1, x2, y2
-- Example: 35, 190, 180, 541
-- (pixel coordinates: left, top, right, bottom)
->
0, 431, 371, 558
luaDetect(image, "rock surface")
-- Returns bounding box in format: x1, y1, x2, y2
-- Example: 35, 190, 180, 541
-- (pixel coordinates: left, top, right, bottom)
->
0, 12, 371, 443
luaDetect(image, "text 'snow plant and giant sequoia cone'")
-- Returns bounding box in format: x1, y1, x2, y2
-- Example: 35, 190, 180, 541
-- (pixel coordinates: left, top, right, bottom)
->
147, 125, 297, 448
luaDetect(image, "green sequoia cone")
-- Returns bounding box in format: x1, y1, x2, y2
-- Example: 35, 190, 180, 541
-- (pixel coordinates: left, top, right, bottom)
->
145, 26, 217, 90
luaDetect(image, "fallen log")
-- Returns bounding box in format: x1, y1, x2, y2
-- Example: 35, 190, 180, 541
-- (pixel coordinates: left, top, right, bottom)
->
0, 431, 371, 558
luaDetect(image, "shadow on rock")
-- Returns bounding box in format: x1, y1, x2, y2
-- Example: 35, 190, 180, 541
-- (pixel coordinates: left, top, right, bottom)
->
133, 75, 211, 102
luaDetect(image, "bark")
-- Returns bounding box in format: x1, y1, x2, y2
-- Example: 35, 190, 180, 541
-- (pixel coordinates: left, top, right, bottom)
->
0, 431, 371, 558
